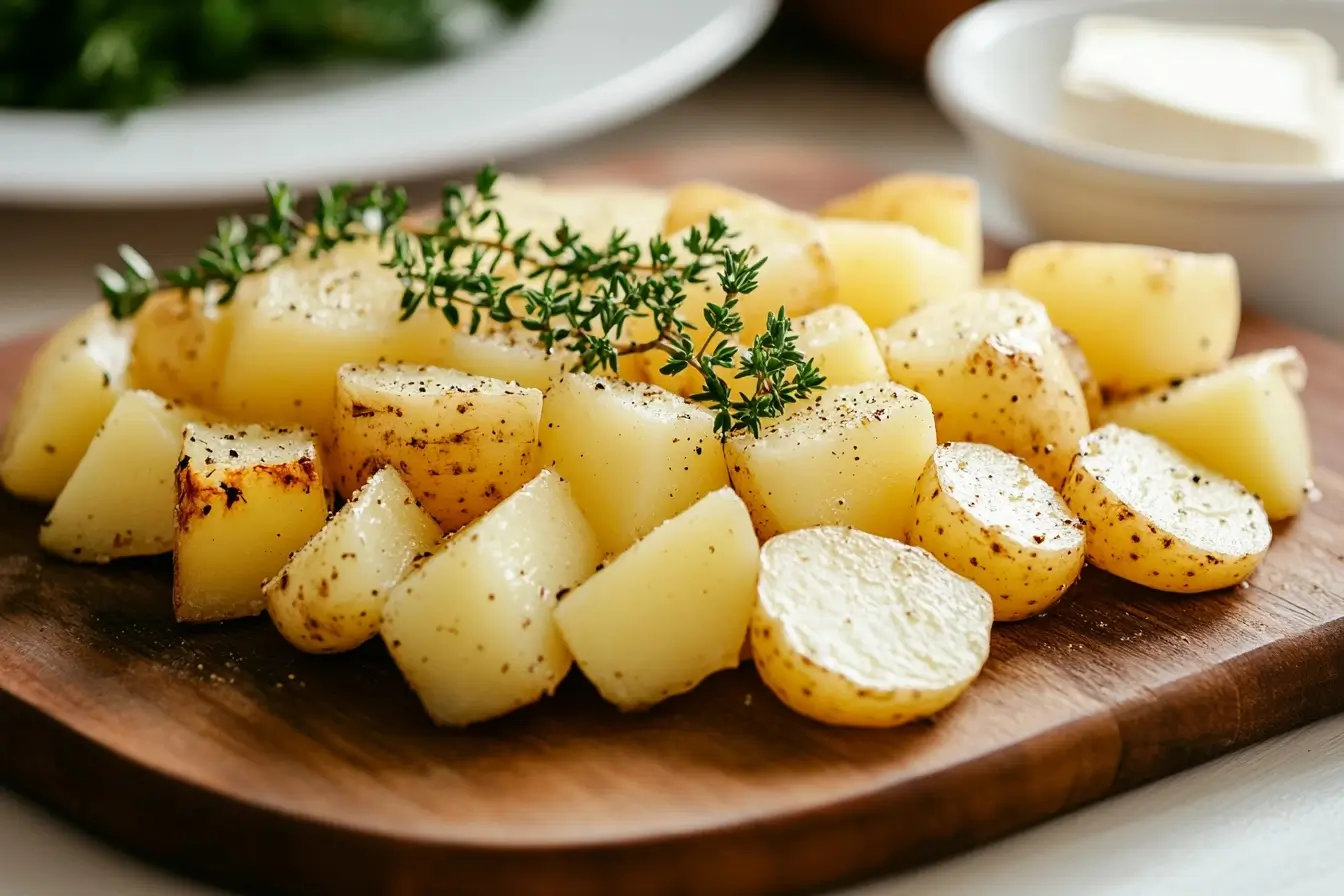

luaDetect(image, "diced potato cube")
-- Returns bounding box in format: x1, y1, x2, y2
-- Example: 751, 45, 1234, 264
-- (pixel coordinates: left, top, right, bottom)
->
214, 240, 404, 433
1, 304, 131, 501
128, 288, 234, 407
41, 391, 215, 562
381, 470, 601, 726
791, 304, 889, 387
1062, 425, 1271, 592
821, 173, 983, 277
174, 424, 328, 623
329, 364, 542, 530
752, 526, 993, 727
538, 373, 729, 555
663, 181, 775, 235
1102, 348, 1312, 520
878, 290, 1090, 487
444, 327, 576, 392
908, 442, 1085, 621
725, 383, 936, 540
554, 488, 759, 710
490, 175, 669, 259
1007, 242, 1239, 394
819, 218, 975, 328
265, 467, 442, 653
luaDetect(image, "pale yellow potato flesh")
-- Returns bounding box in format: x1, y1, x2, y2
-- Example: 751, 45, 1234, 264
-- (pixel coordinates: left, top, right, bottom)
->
382, 470, 602, 726
128, 288, 235, 407
1062, 424, 1271, 593
819, 218, 975, 328
1007, 242, 1239, 394
877, 289, 1090, 488
443, 327, 577, 392
981, 270, 1009, 288
820, 173, 983, 278
214, 240, 404, 434
329, 364, 542, 531
662, 181, 774, 236
265, 467, 442, 654
554, 488, 759, 710
908, 443, 1085, 621
1053, 328, 1103, 421
1102, 348, 1312, 520
538, 373, 729, 555
0, 303, 131, 501
725, 383, 936, 541
488, 175, 669, 259
752, 527, 993, 728
791, 304, 890, 388
41, 391, 216, 562
174, 424, 329, 623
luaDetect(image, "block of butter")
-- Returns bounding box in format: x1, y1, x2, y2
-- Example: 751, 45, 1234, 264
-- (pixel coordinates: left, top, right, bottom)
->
1060, 16, 1340, 166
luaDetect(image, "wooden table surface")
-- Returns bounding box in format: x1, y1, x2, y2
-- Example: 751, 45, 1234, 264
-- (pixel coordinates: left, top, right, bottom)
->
0, 49, 1340, 896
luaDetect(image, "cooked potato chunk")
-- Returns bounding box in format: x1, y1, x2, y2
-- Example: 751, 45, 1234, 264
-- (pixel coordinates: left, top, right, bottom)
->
725, 383, 935, 540
41, 391, 215, 562
819, 218, 975, 328
554, 488, 759, 710
1102, 348, 1312, 520
381, 470, 601, 726
820, 173, 983, 277
490, 175, 669, 259
538, 373, 729, 555
1, 304, 131, 501
329, 364, 542, 531
128, 288, 234, 407
1052, 328, 1103, 421
265, 467, 441, 653
174, 424, 328, 623
791, 304, 890, 387
662, 181, 772, 235
215, 240, 403, 433
752, 527, 993, 727
1062, 424, 1271, 592
1007, 242, 1239, 394
444, 327, 577, 392
877, 290, 1089, 487
908, 443, 1085, 621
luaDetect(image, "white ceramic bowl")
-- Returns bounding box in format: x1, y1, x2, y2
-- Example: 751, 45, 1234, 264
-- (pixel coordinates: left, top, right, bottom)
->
928, 0, 1344, 336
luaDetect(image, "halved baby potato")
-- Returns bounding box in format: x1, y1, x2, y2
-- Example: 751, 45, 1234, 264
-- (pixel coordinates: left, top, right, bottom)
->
752, 526, 993, 728
1052, 327, 1103, 421
908, 442, 1085, 621
1, 303, 131, 501
554, 488, 760, 711
1101, 348, 1312, 520
1062, 424, 1272, 592
381, 469, 601, 726
265, 466, 442, 654
791, 304, 890, 388
878, 289, 1090, 488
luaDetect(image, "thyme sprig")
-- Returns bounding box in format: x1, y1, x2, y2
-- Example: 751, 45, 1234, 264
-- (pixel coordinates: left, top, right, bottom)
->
97, 165, 824, 435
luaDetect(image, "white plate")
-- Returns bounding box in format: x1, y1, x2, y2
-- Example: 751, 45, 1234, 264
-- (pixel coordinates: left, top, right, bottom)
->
0, 0, 776, 207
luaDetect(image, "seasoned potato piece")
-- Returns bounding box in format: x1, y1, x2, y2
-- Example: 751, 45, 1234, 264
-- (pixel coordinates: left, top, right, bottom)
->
265, 467, 441, 653
329, 364, 542, 531
41, 391, 216, 563
539, 373, 729, 555
752, 527, 993, 727
877, 290, 1089, 487
820, 173, 983, 277
1102, 348, 1312, 520
1062, 424, 1271, 592
791, 304, 890, 387
819, 218, 975, 328
725, 383, 935, 540
554, 488, 759, 710
215, 240, 403, 433
128, 288, 235, 407
1007, 242, 1239, 394
1052, 328, 1103, 421
444, 327, 577, 392
489, 175, 669, 258
908, 443, 1085, 621
382, 470, 601, 726
662, 181, 773, 235
174, 424, 328, 623
1, 304, 131, 501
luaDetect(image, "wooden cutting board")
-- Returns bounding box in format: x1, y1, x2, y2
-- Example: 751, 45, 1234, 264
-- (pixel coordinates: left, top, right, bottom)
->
1, 148, 1342, 896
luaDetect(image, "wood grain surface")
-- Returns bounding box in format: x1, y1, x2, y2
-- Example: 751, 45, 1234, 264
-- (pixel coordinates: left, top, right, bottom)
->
0, 149, 1342, 896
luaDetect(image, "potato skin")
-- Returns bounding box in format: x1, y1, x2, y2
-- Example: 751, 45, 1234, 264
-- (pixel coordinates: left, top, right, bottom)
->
907, 443, 1085, 621
1061, 425, 1271, 593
